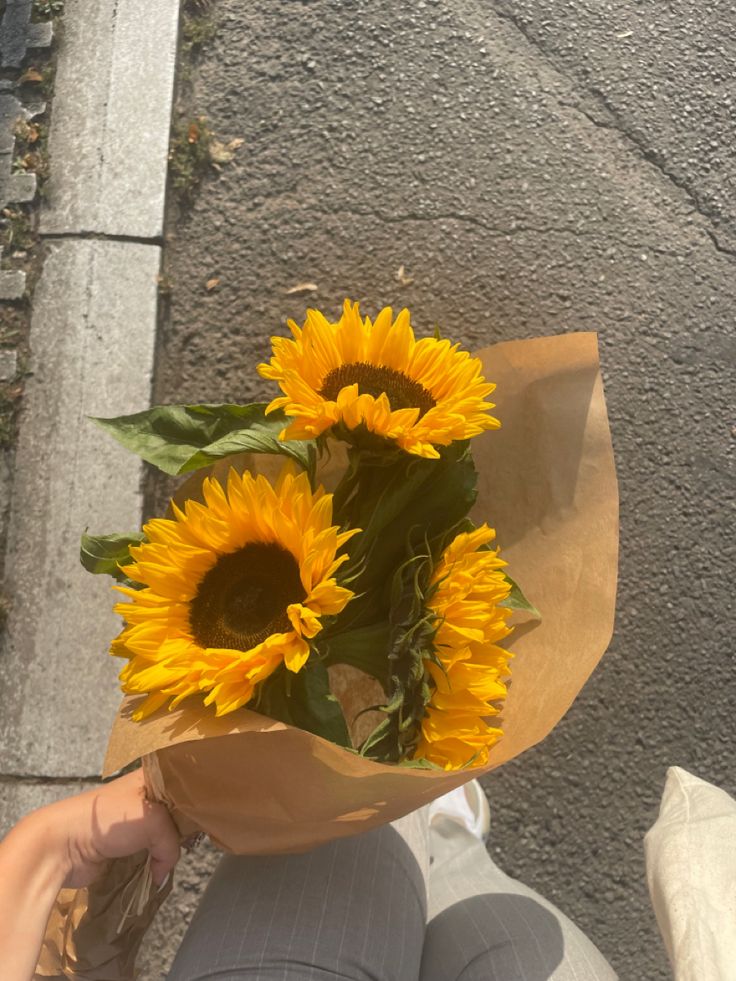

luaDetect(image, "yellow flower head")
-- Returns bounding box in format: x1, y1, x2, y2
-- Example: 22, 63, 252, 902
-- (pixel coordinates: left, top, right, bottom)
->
112, 464, 359, 720
415, 525, 513, 770
258, 300, 500, 459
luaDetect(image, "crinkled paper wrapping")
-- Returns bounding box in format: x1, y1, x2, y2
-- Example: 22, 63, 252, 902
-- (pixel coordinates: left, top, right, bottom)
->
38, 332, 619, 979
36, 852, 172, 980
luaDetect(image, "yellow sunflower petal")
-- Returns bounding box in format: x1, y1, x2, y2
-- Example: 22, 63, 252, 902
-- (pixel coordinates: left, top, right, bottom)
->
282, 633, 311, 673
258, 300, 500, 457
413, 525, 513, 771
112, 461, 360, 720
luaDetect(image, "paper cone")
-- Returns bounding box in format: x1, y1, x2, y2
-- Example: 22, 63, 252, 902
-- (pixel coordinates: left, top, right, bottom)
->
41, 332, 618, 977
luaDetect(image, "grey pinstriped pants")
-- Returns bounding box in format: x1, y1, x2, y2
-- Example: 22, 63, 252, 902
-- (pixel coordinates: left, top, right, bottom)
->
168, 810, 617, 980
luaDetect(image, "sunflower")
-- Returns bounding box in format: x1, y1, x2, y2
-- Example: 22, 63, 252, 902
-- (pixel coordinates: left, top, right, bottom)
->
111, 464, 359, 720
414, 525, 513, 770
258, 300, 499, 459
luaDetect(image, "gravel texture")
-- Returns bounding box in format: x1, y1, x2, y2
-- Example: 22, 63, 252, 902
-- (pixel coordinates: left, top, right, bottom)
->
137, 840, 221, 980
143, 1, 735, 977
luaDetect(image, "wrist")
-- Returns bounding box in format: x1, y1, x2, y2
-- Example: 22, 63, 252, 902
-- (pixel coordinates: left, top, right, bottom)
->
0, 810, 70, 981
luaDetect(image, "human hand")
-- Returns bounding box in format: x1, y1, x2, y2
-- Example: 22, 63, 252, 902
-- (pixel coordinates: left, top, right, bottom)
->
0, 769, 181, 981
28, 768, 181, 889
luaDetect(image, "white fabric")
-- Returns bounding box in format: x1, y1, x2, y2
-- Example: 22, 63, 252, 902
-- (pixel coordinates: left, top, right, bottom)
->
427, 780, 491, 840
645, 766, 736, 981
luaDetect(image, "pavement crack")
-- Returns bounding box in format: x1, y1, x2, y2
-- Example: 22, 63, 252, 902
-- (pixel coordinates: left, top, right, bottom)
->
313, 207, 685, 257
0, 773, 101, 784
705, 229, 736, 258
558, 102, 611, 132
382, 210, 487, 230
489, 3, 735, 262
586, 84, 708, 213
42, 230, 164, 247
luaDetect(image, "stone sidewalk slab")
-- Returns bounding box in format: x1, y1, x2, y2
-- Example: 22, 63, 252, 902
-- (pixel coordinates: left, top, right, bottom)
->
0, 1, 53, 69
0, 269, 26, 299
0, 152, 37, 207
0, 779, 98, 835
0, 239, 159, 776
1, 87, 45, 207
0, 89, 24, 154
41, 0, 179, 238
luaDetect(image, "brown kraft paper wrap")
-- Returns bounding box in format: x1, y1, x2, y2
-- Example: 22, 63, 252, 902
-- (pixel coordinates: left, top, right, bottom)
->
38, 332, 619, 978
35, 853, 173, 980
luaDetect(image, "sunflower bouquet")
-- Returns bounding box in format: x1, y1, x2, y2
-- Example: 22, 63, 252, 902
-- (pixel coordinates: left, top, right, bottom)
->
40, 303, 618, 979
83, 300, 529, 772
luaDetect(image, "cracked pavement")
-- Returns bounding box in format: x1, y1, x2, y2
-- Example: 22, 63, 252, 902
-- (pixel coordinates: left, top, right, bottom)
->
146, 1, 736, 976
491, 0, 736, 254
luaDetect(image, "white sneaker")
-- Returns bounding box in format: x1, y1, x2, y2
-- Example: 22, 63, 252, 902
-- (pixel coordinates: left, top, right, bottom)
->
428, 779, 490, 841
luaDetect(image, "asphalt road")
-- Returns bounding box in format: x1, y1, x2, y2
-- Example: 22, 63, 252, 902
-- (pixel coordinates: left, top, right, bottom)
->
145, 1, 735, 977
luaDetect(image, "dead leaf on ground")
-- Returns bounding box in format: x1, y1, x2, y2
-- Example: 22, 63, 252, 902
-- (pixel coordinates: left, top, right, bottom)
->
20, 152, 43, 171
396, 265, 414, 286
156, 274, 173, 295
286, 282, 318, 294
187, 122, 200, 144
14, 119, 40, 143
209, 138, 245, 165
205, 277, 221, 292
20, 68, 44, 84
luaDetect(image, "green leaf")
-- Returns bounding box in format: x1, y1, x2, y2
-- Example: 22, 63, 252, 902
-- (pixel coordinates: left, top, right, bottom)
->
254, 658, 352, 748
320, 623, 391, 685
321, 443, 481, 758
345, 441, 478, 595
397, 756, 443, 770
185, 426, 317, 481
90, 403, 316, 481
358, 716, 392, 757
501, 573, 541, 619
295, 659, 352, 747
80, 531, 145, 582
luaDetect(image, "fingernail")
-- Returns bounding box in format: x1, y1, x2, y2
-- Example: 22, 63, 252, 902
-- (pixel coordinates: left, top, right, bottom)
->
157, 872, 171, 893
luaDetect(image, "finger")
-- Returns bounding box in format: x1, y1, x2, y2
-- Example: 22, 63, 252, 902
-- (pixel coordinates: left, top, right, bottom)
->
146, 804, 181, 886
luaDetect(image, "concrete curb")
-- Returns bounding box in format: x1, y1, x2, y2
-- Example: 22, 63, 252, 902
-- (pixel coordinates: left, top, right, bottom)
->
0, 0, 181, 815
41, 0, 180, 237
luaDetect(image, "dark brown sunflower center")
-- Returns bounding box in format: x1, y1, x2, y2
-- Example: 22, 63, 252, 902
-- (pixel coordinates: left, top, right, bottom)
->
320, 362, 436, 417
189, 542, 306, 652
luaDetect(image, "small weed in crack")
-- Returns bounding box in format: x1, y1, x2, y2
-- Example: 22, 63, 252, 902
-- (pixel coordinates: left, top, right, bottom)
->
31, 0, 64, 19
168, 116, 216, 201
1, 207, 36, 253
12, 119, 51, 185
182, 11, 217, 57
